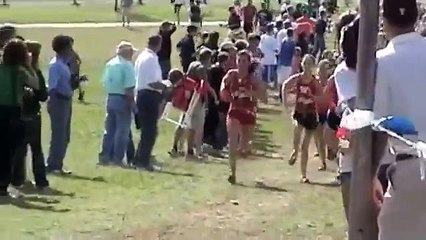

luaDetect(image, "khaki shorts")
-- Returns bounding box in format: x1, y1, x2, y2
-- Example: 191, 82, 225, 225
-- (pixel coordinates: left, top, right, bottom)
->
378, 159, 426, 240
179, 102, 206, 130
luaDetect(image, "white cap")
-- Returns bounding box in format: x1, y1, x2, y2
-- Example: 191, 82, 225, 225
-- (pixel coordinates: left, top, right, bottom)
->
116, 41, 138, 54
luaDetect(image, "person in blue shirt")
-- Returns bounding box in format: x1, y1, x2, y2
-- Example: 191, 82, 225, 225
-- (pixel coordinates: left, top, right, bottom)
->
46, 35, 74, 174
98, 41, 137, 166
277, 28, 296, 101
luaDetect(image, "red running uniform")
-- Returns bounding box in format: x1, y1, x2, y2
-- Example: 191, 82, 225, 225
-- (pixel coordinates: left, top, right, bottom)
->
221, 69, 258, 126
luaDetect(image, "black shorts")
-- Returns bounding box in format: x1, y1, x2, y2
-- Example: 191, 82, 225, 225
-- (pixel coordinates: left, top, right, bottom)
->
326, 110, 341, 131
293, 112, 318, 130
243, 22, 253, 34
174, 4, 182, 13
318, 113, 327, 125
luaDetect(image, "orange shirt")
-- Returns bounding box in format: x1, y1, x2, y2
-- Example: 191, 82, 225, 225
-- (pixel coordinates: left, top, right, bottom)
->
295, 16, 316, 37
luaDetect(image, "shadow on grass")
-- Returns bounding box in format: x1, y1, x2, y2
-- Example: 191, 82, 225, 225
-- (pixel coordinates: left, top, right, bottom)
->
256, 107, 282, 115
20, 185, 75, 197
309, 181, 340, 188
235, 182, 288, 193
0, 197, 71, 213
50, 173, 107, 183
251, 124, 280, 159
156, 169, 198, 178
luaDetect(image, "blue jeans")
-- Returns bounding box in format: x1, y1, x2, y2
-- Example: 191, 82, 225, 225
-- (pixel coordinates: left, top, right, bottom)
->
127, 130, 135, 165
159, 59, 171, 80
46, 94, 72, 170
135, 90, 162, 167
313, 34, 326, 59
99, 95, 132, 164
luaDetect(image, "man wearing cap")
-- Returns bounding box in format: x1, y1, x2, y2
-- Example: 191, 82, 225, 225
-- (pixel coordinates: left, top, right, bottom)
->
372, 0, 426, 239
158, 21, 177, 80
134, 35, 165, 171
98, 41, 137, 166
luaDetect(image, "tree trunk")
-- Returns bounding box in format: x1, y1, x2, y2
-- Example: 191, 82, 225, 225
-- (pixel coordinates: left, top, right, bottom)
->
348, 0, 380, 240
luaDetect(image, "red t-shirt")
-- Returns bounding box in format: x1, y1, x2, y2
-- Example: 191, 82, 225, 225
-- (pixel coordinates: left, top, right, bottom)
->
295, 16, 316, 37
241, 5, 257, 23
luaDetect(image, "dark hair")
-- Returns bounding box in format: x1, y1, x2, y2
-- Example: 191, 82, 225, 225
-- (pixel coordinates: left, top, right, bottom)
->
2, 39, 28, 66
341, 17, 359, 69
0, 25, 16, 46
199, 48, 212, 62
383, 0, 418, 28
15, 35, 25, 41
206, 31, 219, 48
237, 50, 255, 73
52, 34, 73, 54
217, 51, 229, 64
187, 25, 198, 33
335, 12, 356, 44
26, 41, 41, 68
148, 34, 162, 48
228, 6, 234, 11
286, 28, 294, 37
234, 39, 248, 51
247, 33, 260, 42
275, 20, 283, 28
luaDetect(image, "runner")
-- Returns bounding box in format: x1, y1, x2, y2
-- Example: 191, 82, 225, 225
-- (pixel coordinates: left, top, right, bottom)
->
282, 54, 323, 183
220, 50, 266, 184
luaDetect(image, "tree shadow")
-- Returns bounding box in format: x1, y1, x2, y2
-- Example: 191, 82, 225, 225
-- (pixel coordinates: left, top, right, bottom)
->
251, 124, 280, 159
235, 182, 288, 193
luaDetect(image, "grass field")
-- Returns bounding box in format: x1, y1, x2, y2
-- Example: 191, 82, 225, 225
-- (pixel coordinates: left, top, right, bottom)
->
0, 26, 346, 239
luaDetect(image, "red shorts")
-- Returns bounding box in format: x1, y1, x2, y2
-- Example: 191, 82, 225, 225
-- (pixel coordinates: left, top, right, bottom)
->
227, 109, 256, 126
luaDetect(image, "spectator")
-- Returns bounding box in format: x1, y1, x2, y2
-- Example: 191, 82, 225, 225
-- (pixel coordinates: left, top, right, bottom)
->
259, 23, 279, 88
277, 28, 296, 98
98, 41, 137, 167
296, 31, 309, 56
227, 6, 242, 30
295, 10, 316, 42
121, 0, 133, 27
134, 35, 165, 171
158, 21, 177, 80
313, 10, 328, 61
0, 39, 39, 197
0, 25, 16, 49
46, 35, 74, 175
241, 0, 257, 36
11, 40, 49, 191
256, 1, 273, 32
276, 19, 291, 47
372, 0, 426, 238
177, 25, 197, 73
204, 51, 229, 152
173, 0, 184, 25
188, 0, 202, 28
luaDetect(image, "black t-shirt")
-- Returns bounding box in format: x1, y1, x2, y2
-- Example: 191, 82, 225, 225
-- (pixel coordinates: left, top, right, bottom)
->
189, 5, 202, 22
315, 19, 327, 35
228, 13, 242, 30
257, 10, 273, 26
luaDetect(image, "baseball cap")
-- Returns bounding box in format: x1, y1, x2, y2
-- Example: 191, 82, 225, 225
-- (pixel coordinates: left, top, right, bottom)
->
382, 0, 418, 26
116, 41, 138, 54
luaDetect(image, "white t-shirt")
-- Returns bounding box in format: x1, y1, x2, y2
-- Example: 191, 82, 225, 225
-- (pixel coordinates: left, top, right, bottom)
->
259, 33, 279, 65
333, 62, 358, 106
276, 28, 288, 49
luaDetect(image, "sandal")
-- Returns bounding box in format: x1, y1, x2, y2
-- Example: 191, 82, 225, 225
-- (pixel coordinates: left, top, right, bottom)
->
288, 151, 297, 166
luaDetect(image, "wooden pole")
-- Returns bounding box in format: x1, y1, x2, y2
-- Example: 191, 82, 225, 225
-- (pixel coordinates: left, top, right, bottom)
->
348, 0, 380, 239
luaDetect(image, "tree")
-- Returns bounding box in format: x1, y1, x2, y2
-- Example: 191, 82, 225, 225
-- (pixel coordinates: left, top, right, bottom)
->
348, 0, 380, 239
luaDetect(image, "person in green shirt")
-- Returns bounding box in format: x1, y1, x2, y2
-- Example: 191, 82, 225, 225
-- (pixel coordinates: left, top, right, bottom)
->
0, 39, 39, 197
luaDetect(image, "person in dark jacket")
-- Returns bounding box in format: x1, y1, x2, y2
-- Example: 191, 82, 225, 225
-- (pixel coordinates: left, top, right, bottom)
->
203, 51, 229, 152
177, 25, 197, 73
158, 21, 177, 80
0, 39, 40, 197
11, 40, 49, 190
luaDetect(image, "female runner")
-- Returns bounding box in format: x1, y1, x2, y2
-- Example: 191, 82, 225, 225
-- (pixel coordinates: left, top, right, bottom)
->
220, 50, 266, 184
282, 54, 323, 183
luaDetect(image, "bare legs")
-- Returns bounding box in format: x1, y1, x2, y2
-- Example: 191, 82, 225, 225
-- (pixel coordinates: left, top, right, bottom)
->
314, 124, 327, 170
289, 124, 316, 183
227, 118, 239, 184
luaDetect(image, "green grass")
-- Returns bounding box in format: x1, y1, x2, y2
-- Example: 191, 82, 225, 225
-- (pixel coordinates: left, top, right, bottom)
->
0, 2, 229, 24
0, 27, 345, 239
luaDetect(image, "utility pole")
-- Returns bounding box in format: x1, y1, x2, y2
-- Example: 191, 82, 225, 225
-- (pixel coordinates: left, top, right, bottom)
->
348, 0, 380, 239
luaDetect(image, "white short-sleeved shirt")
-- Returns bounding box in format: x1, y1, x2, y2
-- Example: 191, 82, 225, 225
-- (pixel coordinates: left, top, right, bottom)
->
374, 32, 426, 162
333, 62, 357, 106
134, 48, 162, 92
259, 33, 279, 65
